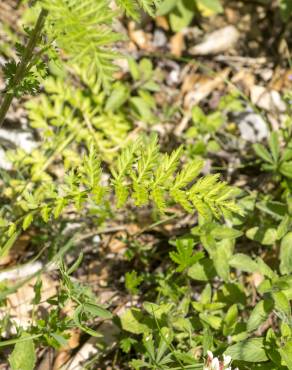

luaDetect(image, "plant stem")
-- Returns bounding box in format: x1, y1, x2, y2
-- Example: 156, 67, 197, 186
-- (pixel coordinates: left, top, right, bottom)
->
0, 8, 48, 126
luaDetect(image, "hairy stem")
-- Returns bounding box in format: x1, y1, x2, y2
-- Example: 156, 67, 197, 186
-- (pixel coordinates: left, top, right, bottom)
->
0, 8, 48, 126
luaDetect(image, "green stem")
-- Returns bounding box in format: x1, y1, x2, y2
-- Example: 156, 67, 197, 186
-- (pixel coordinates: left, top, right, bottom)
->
0, 8, 48, 126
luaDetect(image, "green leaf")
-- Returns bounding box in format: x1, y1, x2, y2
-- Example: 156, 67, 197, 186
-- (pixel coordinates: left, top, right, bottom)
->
280, 0, 292, 21
143, 302, 173, 319
210, 225, 242, 239
0, 231, 19, 258
279, 341, 292, 370
156, 327, 173, 363
253, 143, 273, 163
105, 83, 129, 111
8, 332, 36, 370
256, 257, 276, 279
83, 302, 112, 319
73, 305, 101, 337
131, 96, 155, 123
224, 338, 268, 362
196, 0, 223, 16
51, 333, 68, 347
120, 337, 137, 353
213, 242, 230, 281
223, 304, 238, 335
169, 0, 194, 32
188, 258, 216, 281
129, 359, 149, 369
199, 313, 222, 330
229, 253, 259, 273
125, 271, 143, 295
268, 132, 280, 162
128, 57, 140, 80
22, 213, 33, 230
247, 299, 274, 332
157, 0, 177, 15
169, 238, 204, 272
273, 291, 291, 317
200, 284, 212, 304
280, 231, 292, 275
277, 214, 290, 240
280, 161, 292, 179
246, 226, 277, 245
120, 308, 150, 334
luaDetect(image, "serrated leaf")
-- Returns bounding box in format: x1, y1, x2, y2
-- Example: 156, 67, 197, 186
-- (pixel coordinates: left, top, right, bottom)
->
125, 270, 143, 295
169, 238, 203, 272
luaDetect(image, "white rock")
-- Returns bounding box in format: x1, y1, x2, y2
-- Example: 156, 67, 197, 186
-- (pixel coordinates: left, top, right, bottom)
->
0, 129, 37, 152
237, 112, 269, 142
189, 26, 240, 55
250, 85, 286, 112
0, 147, 12, 170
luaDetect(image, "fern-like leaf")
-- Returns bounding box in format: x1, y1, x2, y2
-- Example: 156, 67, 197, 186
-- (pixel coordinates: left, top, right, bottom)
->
174, 160, 204, 189
116, 0, 139, 19
153, 146, 182, 187
188, 175, 243, 220
42, 0, 120, 88
138, 0, 161, 16
111, 139, 141, 207
81, 144, 106, 203
117, 0, 160, 18
131, 134, 159, 205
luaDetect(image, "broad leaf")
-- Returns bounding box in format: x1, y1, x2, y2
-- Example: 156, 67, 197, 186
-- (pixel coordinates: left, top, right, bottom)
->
224, 338, 268, 362
196, 0, 223, 16
120, 308, 150, 334
280, 231, 292, 274
9, 333, 36, 370
247, 299, 274, 332
229, 253, 258, 273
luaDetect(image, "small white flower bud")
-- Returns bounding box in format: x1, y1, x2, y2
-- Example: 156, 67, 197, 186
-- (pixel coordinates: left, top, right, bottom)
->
223, 354, 232, 365
211, 357, 220, 370
207, 350, 213, 360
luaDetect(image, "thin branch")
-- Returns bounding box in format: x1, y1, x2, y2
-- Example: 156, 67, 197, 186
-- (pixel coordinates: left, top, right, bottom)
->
0, 8, 48, 126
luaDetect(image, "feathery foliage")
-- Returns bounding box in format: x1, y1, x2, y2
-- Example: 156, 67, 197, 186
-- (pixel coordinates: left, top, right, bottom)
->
0, 134, 242, 247
117, 0, 161, 19
41, 0, 120, 88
